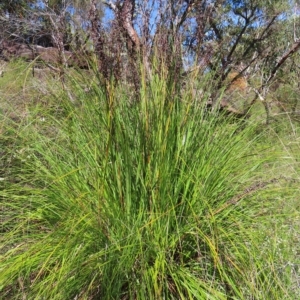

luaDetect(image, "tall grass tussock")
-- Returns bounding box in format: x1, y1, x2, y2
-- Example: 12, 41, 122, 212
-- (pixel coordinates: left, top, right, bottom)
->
0, 65, 299, 299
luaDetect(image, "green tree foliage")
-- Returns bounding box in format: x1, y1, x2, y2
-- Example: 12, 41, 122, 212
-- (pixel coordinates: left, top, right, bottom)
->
0, 0, 35, 14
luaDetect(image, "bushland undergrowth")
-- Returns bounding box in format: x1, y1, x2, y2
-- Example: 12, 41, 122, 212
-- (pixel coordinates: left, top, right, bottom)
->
0, 65, 299, 299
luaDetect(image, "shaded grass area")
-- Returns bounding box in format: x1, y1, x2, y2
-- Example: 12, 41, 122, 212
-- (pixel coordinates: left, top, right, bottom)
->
0, 66, 299, 299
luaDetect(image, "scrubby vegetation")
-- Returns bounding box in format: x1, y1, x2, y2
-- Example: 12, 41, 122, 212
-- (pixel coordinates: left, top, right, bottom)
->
1, 1, 300, 299
0, 61, 300, 299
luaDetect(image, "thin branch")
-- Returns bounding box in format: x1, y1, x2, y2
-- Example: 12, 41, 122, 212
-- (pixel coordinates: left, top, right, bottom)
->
212, 177, 281, 216
175, 1, 195, 31
102, 0, 117, 12
226, 9, 255, 66
246, 39, 300, 114
243, 13, 279, 59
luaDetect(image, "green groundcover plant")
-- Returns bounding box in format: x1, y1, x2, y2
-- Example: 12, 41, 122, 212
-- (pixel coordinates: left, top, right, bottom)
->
0, 70, 298, 299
